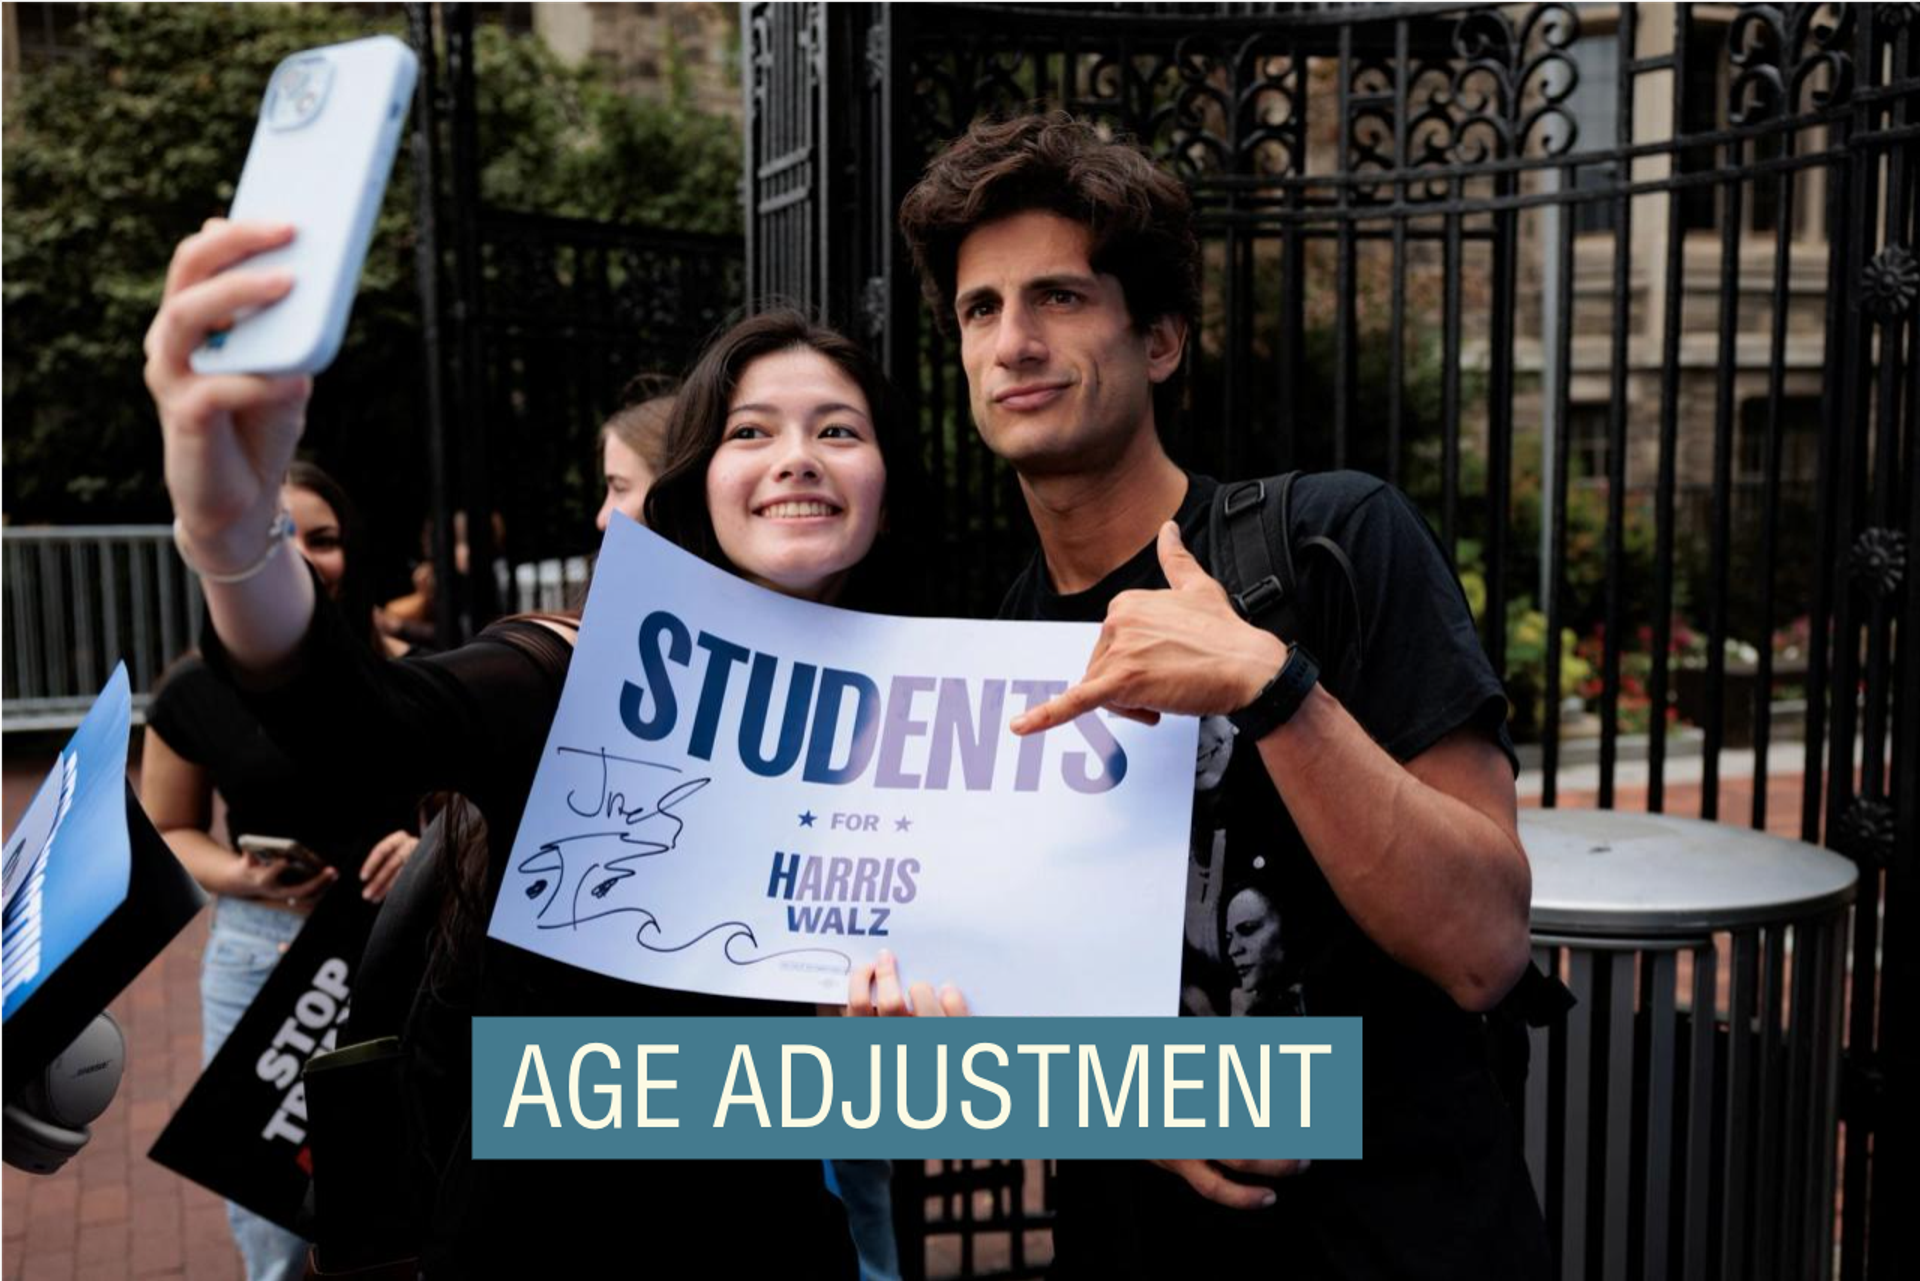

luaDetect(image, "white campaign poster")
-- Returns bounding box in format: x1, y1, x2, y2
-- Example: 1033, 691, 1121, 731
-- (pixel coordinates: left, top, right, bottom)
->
487, 517, 1198, 1016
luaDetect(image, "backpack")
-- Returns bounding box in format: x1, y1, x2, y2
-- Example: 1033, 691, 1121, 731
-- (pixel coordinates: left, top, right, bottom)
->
1207, 473, 1575, 1108
299, 623, 572, 1274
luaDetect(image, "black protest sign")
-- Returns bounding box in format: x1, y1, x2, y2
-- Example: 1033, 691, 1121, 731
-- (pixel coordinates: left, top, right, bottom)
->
149, 885, 378, 1232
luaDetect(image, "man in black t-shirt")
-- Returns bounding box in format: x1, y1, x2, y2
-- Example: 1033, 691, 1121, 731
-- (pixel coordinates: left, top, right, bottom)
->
897, 114, 1551, 1278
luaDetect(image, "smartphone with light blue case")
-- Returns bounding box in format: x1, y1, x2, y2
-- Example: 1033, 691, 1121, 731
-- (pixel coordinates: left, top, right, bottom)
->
190, 36, 417, 377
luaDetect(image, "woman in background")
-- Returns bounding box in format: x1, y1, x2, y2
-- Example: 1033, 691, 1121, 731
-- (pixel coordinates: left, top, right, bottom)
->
596, 371, 677, 531
141, 459, 419, 1281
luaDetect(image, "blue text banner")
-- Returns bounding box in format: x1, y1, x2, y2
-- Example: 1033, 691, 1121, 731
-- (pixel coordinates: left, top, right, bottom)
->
472, 1016, 1362, 1160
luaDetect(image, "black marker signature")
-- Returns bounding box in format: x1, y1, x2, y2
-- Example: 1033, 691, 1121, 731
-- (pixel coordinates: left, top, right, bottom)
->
634, 919, 850, 974
514, 744, 848, 974
558, 745, 682, 821
521, 745, 710, 927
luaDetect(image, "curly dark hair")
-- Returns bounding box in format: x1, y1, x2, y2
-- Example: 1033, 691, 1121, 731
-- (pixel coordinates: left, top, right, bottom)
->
898, 111, 1200, 338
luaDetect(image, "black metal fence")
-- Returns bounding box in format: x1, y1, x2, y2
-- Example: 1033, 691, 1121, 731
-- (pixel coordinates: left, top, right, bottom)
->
746, 3, 1916, 1278
406, 4, 743, 640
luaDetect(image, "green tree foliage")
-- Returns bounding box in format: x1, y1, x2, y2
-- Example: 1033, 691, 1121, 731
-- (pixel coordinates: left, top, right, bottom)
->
3, 4, 393, 521
474, 26, 740, 232
3, 4, 741, 530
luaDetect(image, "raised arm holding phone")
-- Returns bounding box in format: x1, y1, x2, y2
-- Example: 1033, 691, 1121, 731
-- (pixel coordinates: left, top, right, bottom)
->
147, 197, 932, 1271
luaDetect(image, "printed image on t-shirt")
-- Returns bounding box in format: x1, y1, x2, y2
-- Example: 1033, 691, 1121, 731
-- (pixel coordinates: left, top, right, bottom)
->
1179, 716, 1315, 1017
1180, 715, 1234, 1016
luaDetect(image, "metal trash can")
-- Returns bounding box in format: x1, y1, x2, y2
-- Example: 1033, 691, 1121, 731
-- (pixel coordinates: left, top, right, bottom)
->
1517, 809, 1857, 1281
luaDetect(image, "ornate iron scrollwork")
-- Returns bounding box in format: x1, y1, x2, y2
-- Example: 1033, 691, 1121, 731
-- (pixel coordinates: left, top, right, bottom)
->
1848, 527, 1908, 599
1437, 4, 1581, 165
1348, 55, 1399, 203
1231, 31, 1302, 180
1876, 4, 1919, 33
1836, 795, 1897, 867
1146, 35, 1232, 182
1860, 244, 1919, 320
1728, 4, 1855, 124
1376, 1, 1581, 205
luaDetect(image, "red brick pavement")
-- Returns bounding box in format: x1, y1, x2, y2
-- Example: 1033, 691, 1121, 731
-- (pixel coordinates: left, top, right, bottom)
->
1536, 769, 1820, 843
2, 914, 239, 1281
4, 749, 243, 1281
0, 743, 1843, 1279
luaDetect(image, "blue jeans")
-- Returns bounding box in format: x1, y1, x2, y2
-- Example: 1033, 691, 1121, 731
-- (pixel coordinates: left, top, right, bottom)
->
826, 1159, 900, 1281
200, 896, 313, 1281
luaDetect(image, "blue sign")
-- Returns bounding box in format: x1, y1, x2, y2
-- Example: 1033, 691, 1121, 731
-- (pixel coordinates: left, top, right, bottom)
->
489, 518, 1200, 1015
4, 666, 137, 1019
3, 665, 206, 1092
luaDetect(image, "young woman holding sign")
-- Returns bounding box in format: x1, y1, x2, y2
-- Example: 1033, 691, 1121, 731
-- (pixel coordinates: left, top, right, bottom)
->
144, 218, 952, 1276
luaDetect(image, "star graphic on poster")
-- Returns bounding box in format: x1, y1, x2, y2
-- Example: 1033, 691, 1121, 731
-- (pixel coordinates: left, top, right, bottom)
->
895, 816, 912, 832
799, 811, 817, 827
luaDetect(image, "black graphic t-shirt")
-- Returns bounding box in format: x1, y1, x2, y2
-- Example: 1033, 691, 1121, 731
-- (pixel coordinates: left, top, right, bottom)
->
999, 472, 1548, 1280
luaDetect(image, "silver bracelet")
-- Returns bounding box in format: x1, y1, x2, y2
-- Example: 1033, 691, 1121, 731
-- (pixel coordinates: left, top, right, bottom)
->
172, 509, 297, 585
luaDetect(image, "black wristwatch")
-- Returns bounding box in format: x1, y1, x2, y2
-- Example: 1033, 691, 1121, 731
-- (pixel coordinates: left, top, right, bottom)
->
1228, 646, 1320, 743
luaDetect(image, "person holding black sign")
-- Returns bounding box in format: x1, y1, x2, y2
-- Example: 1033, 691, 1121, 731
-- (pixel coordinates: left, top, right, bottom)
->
141, 460, 419, 1281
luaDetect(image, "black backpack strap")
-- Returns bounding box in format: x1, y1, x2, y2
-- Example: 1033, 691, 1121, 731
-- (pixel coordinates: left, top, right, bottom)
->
1297, 532, 1363, 671
1211, 472, 1373, 687
1210, 472, 1302, 640
484, 617, 577, 685
1212, 472, 1573, 1110
1485, 962, 1579, 1112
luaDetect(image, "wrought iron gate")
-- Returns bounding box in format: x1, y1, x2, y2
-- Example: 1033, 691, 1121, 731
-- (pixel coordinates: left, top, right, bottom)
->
746, 3, 1916, 1278
407, 4, 743, 641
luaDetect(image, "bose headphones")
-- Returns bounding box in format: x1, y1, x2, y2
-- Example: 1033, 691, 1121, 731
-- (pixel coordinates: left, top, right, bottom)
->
3, 1012, 127, 1175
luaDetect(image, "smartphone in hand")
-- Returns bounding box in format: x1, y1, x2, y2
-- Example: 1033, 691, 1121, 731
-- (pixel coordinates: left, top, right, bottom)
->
190, 35, 418, 377
235, 833, 327, 887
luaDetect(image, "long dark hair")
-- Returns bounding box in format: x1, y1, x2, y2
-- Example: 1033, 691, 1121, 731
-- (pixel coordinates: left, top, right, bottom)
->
643, 308, 928, 615
430, 313, 928, 989
286, 459, 386, 655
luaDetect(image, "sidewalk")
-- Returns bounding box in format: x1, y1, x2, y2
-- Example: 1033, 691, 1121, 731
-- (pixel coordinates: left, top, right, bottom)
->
1, 917, 240, 1280
1520, 738, 1828, 843
1530, 760, 1816, 843
4, 750, 243, 1281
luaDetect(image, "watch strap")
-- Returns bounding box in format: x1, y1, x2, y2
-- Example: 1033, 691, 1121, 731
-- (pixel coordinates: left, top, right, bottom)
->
1228, 646, 1320, 742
